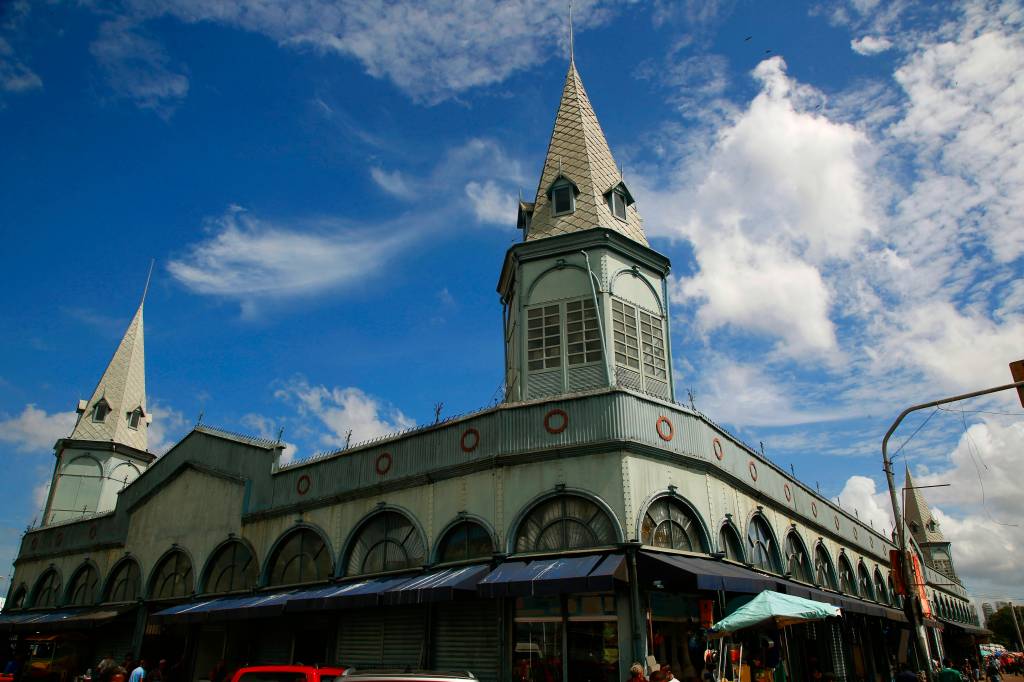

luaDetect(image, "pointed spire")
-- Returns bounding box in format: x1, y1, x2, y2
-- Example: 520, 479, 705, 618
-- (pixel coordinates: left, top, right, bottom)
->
568, 0, 575, 64
70, 272, 150, 452
525, 61, 648, 245
903, 466, 945, 543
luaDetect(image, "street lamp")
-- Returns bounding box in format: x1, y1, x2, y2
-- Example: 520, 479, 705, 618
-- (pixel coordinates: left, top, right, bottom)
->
881, 378, 1024, 682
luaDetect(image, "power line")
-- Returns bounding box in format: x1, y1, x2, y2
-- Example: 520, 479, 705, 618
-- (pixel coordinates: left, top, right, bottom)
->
937, 405, 1024, 417
890, 407, 939, 461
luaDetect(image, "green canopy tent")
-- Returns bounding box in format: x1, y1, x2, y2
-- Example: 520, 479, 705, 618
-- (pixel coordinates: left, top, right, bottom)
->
711, 590, 841, 635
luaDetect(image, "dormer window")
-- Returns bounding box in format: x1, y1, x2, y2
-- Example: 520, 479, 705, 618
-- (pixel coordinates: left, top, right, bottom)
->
546, 175, 579, 217
127, 407, 143, 430
91, 400, 110, 423
603, 181, 635, 222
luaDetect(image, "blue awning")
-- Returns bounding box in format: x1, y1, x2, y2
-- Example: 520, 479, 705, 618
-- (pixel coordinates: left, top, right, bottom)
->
384, 564, 489, 605
152, 591, 295, 623
0, 606, 133, 631
640, 551, 782, 594
477, 555, 626, 598
285, 576, 412, 611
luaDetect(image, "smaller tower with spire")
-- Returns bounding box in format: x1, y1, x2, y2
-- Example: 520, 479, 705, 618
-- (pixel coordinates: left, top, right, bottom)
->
42, 272, 157, 525
903, 466, 958, 581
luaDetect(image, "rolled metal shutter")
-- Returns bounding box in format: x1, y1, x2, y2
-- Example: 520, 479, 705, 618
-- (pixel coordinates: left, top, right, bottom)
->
337, 610, 384, 668
381, 607, 426, 668
94, 622, 136, 659
255, 626, 293, 664
432, 601, 499, 682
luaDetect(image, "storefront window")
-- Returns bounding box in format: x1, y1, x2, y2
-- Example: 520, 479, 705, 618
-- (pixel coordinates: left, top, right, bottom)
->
514, 597, 563, 682
567, 622, 618, 682
512, 594, 619, 682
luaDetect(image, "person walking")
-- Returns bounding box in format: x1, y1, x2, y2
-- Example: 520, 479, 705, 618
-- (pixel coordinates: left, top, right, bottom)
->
938, 659, 964, 682
627, 663, 648, 682
128, 659, 146, 682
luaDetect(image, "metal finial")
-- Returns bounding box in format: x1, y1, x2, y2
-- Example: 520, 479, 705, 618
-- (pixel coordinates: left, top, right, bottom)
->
568, 0, 575, 64
140, 258, 155, 307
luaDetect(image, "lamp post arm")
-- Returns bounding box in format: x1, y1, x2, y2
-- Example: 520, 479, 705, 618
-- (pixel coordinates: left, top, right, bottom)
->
880, 380, 1024, 682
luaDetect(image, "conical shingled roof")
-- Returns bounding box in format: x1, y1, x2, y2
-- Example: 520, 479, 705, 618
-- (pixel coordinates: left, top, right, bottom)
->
526, 61, 648, 245
903, 466, 945, 543
70, 303, 148, 451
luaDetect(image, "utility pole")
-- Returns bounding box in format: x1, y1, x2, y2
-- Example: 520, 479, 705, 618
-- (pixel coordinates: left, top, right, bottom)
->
881, 378, 1024, 682
1008, 600, 1024, 653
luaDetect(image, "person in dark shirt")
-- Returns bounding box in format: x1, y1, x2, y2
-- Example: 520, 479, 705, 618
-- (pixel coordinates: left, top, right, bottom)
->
938, 659, 964, 682
896, 663, 918, 682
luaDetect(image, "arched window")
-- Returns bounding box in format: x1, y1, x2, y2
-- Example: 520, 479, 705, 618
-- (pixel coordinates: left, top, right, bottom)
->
30, 569, 61, 608
110, 462, 141, 489
267, 528, 333, 586
641, 497, 708, 552
746, 516, 781, 573
50, 455, 103, 521
785, 531, 812, 583
149, 550, 193, 600
104, 558, 141, 602
814, 545, 839, 591
203, 540, 257, 594
8, 584, 27, 610
888, 573, 903, 608
874, 569, 890, 605
513, 495, 617, 554
127, 407, 144, 430
837, 554, 857, 596
858, 562, 876, 601
65, 564, 99, 606
346, 512, 426, 575
436, 521, 494, 564
719, 523, 745, 562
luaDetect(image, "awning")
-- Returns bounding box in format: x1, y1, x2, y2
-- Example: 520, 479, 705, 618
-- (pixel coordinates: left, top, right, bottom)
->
152, 591, 294, 624
640, 552, 782, 594
0, 606, 134, 632
711, 590, 841, 635
286, 576, 412, 611
939, 618, 992, 637
477, 555, 627, 598
384, 564, 489, 605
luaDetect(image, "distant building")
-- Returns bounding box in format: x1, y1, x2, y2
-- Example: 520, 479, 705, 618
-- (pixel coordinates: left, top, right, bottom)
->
983, 603, 995, 623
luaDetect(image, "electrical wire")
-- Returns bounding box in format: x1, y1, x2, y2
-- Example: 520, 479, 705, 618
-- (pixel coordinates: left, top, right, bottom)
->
954, 401, 1018, 528
937, 405, 1024, 417
890, 407, 939, 461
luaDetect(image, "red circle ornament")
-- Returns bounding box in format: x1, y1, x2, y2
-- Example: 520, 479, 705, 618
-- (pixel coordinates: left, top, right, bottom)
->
713, 438, 724, 461
375, 452, 393, 475
748, 461, 758, 482
784, 484, 793, 502
460, 428, 480, 453
656, 416, 674, 441
296, 474, 311, 496
811, 502, 818, 518
544, 409, 569, 434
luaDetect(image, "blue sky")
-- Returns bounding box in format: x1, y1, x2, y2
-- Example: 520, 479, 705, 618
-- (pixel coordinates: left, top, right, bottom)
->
1, 0, 1023, 603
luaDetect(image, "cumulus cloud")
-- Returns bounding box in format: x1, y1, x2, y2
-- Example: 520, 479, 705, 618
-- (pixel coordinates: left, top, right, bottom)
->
0, 405, 76, 452
146, 399, 189, 455
274, 376, 415, 451
836, 475, 895, 535
167, 205, 411, 314
0, 37, 41, 93
240, 413, 298, 464
850, 36, 893, 55
465, 180, 514, 225
370, 167, 418, 200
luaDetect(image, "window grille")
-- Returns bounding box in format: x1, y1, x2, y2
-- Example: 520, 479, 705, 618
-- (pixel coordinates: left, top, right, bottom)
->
30, 569, 61, 608
437, 520, 494, 563
858, 563, 875, 600
747, 516, 781, 573
815, 545, 839, 590
719, 524, 745, 562
104, 559, 141, 603
566, 299, 602, 366
514, 495, 616, 553
203, 540, 258, 593
838, 555, 857, 596
268, 528, 332, 585
150, 550, 193, 599
641, 497, 707, 552
612, 299, 667, 386
527, 305, 561, 371
346, 511, 426, 575
786, 532, 812, 583
66, 564, 99, 606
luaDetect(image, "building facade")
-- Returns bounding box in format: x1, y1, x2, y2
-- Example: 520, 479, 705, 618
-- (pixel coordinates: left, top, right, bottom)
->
2, 56, 985, 682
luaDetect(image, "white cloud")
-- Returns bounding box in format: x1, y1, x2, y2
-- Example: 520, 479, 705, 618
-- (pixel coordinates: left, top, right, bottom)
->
0, 37, 41, 93
240, 413, 298, 464
0, 405, 76, 452
370, 167, 418, 200
465, 179, 514, 225
274, 376, 415, 450
90, 18, 189, 117
146, 399, 189, 455
836, 475, 894, 535
32, 479, 50, 512
167, 205, 411, 313
850, 35, 893, 55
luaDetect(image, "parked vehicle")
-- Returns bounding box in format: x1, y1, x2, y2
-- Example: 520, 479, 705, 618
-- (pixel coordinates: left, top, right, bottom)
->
22, 634, 89, 682
340, 671, 476, 682
230, 666, 347, 682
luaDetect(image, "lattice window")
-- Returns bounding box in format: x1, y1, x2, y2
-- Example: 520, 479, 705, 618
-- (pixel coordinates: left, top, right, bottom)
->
268, 528, 332, 585
66, 564, 98, 606
566, 299, 602, 366
612, 299, 666, 383
641, 498, 707, 552
514, 495, 617, 553
104, 559, 140, 602
437, 520, 494, 564
858, 563, 875, 600
30, 569, 61, 608
838, 555, 857, 596
815, 545, 839, 591
639, 310, 667, 380
786, 532, 812, 583
874, 570, 890, 605
203, 541, 258, 593
150, 550, 193, 600
346, 511, 426, 576
719, 524, 745, 562
612, 299, 640, 370
527, 305, 561, 371
747, 516, 781, 573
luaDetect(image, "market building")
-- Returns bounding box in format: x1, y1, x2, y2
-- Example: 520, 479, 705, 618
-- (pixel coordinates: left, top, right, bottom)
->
1, 55, 986, 682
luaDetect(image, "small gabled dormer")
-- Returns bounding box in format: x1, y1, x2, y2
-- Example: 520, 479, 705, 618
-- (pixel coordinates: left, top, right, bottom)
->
517, 200, 535, 237
546, 174, 579, 216
604, 181, 635, 222
126, 406, 146, 430
91, 398, 111, 423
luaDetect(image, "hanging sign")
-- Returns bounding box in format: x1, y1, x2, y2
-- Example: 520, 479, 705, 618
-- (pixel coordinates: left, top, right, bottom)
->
699, 599, 715, 628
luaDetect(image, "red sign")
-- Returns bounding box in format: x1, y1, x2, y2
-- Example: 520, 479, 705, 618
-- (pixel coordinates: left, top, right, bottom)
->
699, 599, 715, 628
912, 554, 932, 617
890, 550, 907, 595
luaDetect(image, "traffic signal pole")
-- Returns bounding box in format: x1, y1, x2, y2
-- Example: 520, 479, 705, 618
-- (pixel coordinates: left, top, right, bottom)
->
881, 379, 1024, 682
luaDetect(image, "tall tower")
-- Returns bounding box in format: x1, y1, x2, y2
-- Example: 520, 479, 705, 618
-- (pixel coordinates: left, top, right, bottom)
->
497, 57, 674, 403
42, 283, 156, 525
904, 467, 958, 581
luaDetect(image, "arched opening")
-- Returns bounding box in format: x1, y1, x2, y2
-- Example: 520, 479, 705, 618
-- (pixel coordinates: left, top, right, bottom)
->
49, 455, 103, 521
784, 531, 813, 583
858, 562, 876, 601
65, 563, 99, 606
719, 522, 745, 562
8, 584, 27, 610
874, 569, 890, 605
345, 511, 426, 576
149, 549, 193, 600
202, 540, 258, 594
837, 554, 857, 596
104, 558, 141, 603
435, 520, 494, 564
746, 515, 782, 574
513, 494, 617, 554
267, 527, 333, 586
814, 545, 839, 591
110, 462, 141, 490
640, 497, 709, 552
30, 569, 61, 608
